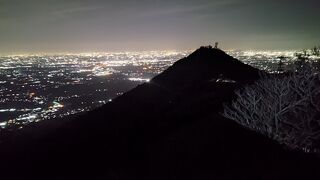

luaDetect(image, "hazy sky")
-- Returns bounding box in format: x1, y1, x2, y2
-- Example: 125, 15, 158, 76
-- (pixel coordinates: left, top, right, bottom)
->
0, 0, 319, 54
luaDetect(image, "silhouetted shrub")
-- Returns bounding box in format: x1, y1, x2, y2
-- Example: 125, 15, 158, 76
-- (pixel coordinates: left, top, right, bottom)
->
223, 64, 320, 152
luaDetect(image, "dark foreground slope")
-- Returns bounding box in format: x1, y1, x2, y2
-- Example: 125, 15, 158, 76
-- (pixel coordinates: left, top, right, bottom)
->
0, 47, 319, 179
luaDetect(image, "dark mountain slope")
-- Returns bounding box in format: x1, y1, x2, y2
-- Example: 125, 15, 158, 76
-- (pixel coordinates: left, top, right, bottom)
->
0, 47, 319, 180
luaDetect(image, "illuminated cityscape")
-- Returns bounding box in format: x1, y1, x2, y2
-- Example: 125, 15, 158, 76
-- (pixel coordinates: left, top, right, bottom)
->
0, 51, 189, 129
0, 50, 309, 129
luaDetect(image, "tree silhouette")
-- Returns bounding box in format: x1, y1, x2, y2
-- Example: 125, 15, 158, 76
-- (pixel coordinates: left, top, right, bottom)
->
312, 46, 320, 56
223, 64, 320, 152
294, 51, 309, 72
277, 56, 285, 72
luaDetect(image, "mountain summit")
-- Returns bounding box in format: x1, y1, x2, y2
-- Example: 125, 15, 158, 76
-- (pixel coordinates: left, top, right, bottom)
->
152, 46, 260, 91
0, 47, 318, 180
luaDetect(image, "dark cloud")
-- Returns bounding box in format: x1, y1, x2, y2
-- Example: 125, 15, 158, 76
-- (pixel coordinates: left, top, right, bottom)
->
0, 0, 319, 54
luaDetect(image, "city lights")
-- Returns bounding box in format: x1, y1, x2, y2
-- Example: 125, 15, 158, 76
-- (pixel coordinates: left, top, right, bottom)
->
0, 50, 308, 129
0, 51, 189, 129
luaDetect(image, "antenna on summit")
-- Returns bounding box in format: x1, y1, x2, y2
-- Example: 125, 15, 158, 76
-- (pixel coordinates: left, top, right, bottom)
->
214, 42, 219, 49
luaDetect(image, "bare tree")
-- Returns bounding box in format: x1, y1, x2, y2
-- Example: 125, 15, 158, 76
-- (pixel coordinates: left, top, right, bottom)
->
223, 64, 320, 152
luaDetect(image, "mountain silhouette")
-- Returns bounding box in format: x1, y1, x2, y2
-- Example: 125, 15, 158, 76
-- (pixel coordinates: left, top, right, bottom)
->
152, 46, 259, 91
0, 46, 319, 180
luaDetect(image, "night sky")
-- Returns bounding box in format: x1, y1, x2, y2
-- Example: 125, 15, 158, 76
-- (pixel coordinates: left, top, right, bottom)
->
0, 0, 319, 54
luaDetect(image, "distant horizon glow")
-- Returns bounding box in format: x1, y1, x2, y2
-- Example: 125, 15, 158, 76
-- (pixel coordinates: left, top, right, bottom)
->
0, 49, 302, 57
0, 42, 315, 56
